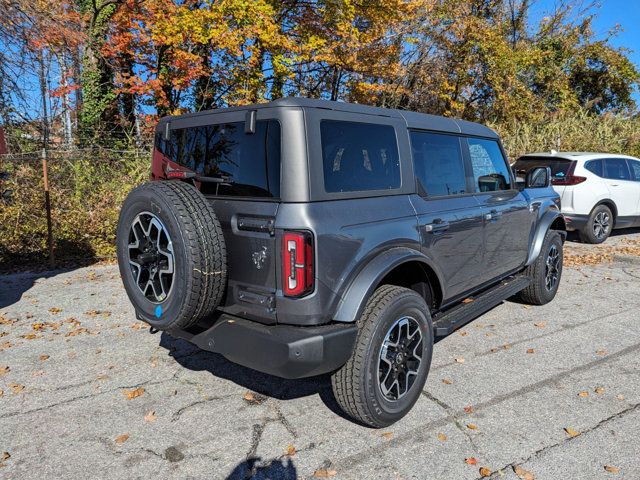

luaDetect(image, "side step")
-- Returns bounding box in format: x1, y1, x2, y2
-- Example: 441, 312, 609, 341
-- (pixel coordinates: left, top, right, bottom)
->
432, 275, 532, 337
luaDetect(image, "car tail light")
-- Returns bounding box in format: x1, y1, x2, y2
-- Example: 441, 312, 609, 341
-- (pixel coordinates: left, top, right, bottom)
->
552, 175, 587, 186
282, 231, 314, 297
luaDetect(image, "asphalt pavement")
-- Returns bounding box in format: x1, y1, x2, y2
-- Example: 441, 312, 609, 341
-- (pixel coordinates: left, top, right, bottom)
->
1, 231, 640, 479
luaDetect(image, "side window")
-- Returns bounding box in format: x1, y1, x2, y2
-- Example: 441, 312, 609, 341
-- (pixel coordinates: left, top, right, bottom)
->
467, 138, 512, 192
320, 120, 400, 193
627, 160, 640, 181
604, 158, 631, 181
410, 131, 467, 196
585, 159, 603, 177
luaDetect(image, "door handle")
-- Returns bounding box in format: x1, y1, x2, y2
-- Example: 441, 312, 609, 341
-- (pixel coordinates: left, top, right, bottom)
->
423, 221, 450, 233
484, 209, 501, 221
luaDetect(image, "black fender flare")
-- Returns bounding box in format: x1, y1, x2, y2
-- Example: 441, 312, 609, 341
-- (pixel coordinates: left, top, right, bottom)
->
526, 210, 567, 266
333, 247, 444, 323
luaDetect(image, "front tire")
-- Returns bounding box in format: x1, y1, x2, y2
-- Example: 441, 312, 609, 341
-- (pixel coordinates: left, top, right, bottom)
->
579, 205, 613, 244
331, 285, 433, 428
518, 230, 563, 305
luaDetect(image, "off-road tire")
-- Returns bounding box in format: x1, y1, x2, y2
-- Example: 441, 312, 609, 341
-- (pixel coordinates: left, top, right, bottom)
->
517, 230, 563, 305
331, 285, 433, 428
116, 180, 226, 330
578, 204, 613, 244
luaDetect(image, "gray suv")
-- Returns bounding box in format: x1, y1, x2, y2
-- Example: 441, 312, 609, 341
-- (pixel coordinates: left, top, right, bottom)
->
116, 98, 566, 427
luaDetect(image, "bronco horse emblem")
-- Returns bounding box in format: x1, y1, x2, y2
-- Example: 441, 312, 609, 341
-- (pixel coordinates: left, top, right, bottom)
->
252, 246, 268, 270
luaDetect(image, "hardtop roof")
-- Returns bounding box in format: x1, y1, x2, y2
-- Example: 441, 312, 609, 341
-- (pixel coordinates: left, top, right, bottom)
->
157, 97, 498, 139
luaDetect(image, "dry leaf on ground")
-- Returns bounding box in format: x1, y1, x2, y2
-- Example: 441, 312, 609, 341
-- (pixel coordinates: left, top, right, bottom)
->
286, 445, 296, 456
467, 423, 478, 430
604, 465, 620, 473
564, 427, 579, 437
9, 384, 24, 394
123, 387, 145, 400
48, 307, 62, 314
144, 410, 157, 423
534, 322, 546, 328
463, 406, 474, 414
595, 386, 605, 395
380, 432, 393, 440
313, 468, 337, 478
442, 378, 452, 385
479, 467, 491, 477
514, 465, 535, 479
465, 457, 478, 465
596, 350, 607, 356
462, 298, 474, 303
455, 357, 465, 364
1, 452, 9, 461
114, 434, 129, 444
437, 433, 447, 441
0, 366, 9, 376
526, 348, 535, 354
578, 391, 589, 398
39, 354, 50, 361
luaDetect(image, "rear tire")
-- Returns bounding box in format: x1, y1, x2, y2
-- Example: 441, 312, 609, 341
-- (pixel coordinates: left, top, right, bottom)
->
578, 205, 613, 244
116, 181, 227, 330
331, 285, 433, 428
518, 230, 563, 305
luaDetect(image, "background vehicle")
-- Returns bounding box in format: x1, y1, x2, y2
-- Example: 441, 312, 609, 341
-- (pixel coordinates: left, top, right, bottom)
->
514, 152, 640, 243
117, 98, 566, 427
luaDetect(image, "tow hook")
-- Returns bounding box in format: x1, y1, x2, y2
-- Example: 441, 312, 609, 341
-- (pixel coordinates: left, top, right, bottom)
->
149, 326, 159, 334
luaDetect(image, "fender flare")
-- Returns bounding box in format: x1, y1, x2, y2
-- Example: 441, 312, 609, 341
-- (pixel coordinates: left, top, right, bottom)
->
526, 210, 567, 266
333, 247, 444, 323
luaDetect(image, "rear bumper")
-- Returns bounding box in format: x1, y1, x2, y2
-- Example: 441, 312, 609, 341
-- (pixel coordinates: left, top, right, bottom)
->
167, 315, 357, 379
562, 213, 588, 231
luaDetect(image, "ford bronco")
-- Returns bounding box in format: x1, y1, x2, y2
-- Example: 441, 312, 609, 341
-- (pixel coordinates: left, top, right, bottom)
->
116, 98, 566, 427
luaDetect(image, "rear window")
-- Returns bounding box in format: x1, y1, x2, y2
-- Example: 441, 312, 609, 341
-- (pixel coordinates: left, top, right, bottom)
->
513, 157, 573, 181
604, 158, 631, 180
156, 120, 281, 198
410, 131, 467, 196
320, 120, 400, 193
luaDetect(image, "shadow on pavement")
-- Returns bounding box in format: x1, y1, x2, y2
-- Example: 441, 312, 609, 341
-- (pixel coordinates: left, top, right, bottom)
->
0, 270, 59, 309
158, 332, 354, 422
225, 457, 297, 480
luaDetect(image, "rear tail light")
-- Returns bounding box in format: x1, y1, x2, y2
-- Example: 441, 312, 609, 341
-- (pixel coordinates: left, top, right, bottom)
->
282, 231, 314, 297
552, 176, 587, 186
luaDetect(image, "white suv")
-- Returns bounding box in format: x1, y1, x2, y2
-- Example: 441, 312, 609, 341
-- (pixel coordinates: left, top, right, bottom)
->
514, 152, 640, 243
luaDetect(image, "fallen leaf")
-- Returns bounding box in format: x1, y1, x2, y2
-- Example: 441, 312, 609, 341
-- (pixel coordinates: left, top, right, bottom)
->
564, 427, 579, 437
65, 328, 89, 337
467, 423, 478, 430
123, 387, 145, 400
459, 330, 469, 336
114, 434, 129, 444
522, 305, 532, 309
463, 406, 474, 414
462, 298, 474, 303
242, 391, 267, 405
380, 432, 393, 440
0, 341, 12, 351
313, 468, 337, 478
96, 374, 109, 381
21, 333, 38, 340
526, 348, 535, 354
1, 452, 9, 461
39, 354, 50, 361
465, 457, 478, 465
578, 391, 589, 398
9, 384, 24, 394
0, 366, 9, 376
455, 357, 465, 364
479, 467, 491, 477
514, 465, 535, 479
503, 343, 512, 350
616, 394, 625, 401
144, 410, 157, 423
130, 322, 146, 330
595, 387, 605, 395
596, 350, 607, 356
48, 307, 62, 314
534, 322, 546, 328
286, 444, 296, 456
604, 465, 620, 473
31, 370, 44, 377
442, 378, 452, 385
0, 390, 3, 397
437, 433, 447, 441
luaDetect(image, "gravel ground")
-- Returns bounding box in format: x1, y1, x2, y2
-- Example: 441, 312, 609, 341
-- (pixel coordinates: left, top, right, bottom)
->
1, 231, 640, 480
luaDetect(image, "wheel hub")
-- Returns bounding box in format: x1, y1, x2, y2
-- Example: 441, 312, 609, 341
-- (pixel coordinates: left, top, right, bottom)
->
377, 316, 423, 401
544, 244, 560, 291
593, 211, 610, 239
127, 212, 175, 303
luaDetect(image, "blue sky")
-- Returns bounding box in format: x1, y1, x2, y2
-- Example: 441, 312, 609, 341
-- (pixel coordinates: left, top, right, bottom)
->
532, 0, 640, 101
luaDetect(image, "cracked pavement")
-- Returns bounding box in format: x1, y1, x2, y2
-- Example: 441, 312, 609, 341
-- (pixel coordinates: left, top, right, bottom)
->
1, 231, 640, 479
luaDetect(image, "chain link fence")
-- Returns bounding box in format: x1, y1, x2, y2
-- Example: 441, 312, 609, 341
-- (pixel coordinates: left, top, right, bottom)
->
0, 148, 150, 271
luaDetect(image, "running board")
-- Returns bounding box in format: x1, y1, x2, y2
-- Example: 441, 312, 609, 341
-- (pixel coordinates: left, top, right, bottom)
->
432, 276, 532, 337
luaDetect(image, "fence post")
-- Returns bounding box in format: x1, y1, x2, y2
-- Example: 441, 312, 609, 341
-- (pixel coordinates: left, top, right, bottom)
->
41, 148, 55, 269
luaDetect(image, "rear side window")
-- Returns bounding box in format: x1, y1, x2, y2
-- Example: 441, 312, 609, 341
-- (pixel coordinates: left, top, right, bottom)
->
627, 159, 640, 181
604, 158, 631, 181
467, 138, 512, 191
157, 120, 281, 198
410, 132, 466, 196
585, 159, 603, 177
320, 120, 400, 193
513, 157, 573, 181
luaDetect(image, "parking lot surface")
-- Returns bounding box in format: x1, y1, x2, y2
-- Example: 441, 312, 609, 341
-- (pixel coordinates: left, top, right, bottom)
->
1, 231, 640, 479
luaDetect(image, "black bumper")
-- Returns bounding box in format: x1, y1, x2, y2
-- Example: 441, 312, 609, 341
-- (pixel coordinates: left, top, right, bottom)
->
167, 315, 358, 379
563, 214, 588, 231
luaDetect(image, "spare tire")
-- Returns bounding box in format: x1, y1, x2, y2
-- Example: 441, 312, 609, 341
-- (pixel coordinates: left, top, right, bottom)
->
116, 180, 227, 330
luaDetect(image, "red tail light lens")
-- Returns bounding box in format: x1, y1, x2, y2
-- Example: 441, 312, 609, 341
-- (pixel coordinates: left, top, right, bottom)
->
552, 176, 587, 186
282, 231, 314, 297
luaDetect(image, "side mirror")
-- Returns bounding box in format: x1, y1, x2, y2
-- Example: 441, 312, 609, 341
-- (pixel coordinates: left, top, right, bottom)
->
526, 166, 551, 188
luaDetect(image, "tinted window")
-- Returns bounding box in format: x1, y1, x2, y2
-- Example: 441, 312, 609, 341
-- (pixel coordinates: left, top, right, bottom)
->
320, 120, 400, 193
585, 159, 603, 177
467, 138, 512, 191
513, 157, 572, 181
627, 159, 640, 181
410, 132, 466, 196
604, 158, 631, 181
158, 120, 281, 198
